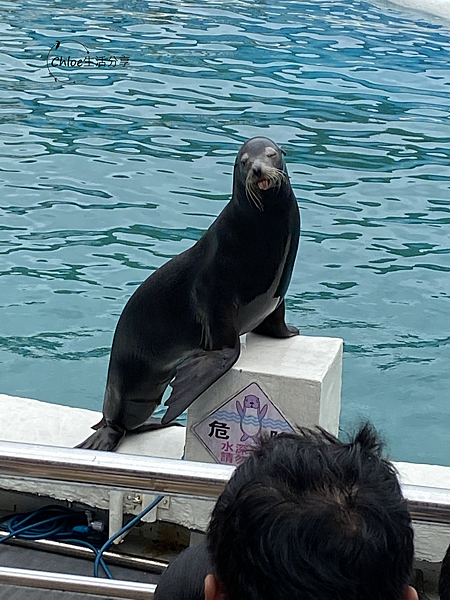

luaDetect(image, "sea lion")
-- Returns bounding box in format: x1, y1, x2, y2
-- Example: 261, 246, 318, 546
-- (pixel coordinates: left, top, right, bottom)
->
77, 136, 300, 452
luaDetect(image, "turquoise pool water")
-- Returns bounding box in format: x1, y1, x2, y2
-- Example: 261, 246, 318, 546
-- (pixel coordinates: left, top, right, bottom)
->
0, 0, 449, 465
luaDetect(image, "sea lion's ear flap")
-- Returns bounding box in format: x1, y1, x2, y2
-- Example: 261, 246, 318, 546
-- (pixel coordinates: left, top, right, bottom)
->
281, 147, 286, 156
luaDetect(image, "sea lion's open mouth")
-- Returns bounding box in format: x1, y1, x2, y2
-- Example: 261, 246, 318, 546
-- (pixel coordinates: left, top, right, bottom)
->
246, 168, 287, 210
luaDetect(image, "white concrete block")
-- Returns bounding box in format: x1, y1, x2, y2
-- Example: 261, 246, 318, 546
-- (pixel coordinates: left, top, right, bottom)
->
170, 334, 343, 533
185, 333, 343, 464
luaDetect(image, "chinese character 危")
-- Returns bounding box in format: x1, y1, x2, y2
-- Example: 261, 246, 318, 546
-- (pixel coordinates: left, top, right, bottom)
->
208, 420, 230, 440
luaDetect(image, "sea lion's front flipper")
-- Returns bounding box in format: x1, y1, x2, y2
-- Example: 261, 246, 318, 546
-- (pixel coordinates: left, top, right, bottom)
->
161, 342, 240, 424
75, 424, 125, 452
252, 299, 299, 338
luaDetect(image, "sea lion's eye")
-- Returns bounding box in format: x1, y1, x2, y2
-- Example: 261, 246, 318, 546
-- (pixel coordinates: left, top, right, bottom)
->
265, 147, 277, 158
241, 152, 249, 165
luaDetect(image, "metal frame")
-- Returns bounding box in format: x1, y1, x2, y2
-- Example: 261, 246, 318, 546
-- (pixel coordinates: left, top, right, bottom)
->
0, 440, 234, 498
0, 441, 450, 523
0, 531, 168, 572
403, 483, 450, 524
0, 440, 234, 597
0, 566, 156, 599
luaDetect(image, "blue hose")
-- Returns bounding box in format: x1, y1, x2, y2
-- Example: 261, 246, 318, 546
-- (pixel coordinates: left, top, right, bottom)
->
93, 495, 164, 577
0, 505, 112, 578
92, 452, 186, 577
0, 456, 185, 578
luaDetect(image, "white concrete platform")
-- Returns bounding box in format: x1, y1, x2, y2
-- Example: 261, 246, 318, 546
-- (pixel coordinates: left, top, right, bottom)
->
0, 393, 185, 458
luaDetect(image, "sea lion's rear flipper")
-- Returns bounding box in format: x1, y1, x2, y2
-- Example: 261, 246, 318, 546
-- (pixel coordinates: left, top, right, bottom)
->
75, 418, 181, 451
252, 299, 299, 338
161, 343, 240, 424
129, 417, 184, 434
75, 424, 125, 452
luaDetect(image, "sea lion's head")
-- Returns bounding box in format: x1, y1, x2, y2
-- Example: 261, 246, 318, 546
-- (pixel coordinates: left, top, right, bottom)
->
234, 137, 288, 210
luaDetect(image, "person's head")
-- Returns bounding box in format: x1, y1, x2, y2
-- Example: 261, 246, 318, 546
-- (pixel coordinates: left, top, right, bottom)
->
206, 423, 416, 600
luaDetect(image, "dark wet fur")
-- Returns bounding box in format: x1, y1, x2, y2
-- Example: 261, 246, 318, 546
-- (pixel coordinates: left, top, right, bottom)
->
76, 137, 300, 452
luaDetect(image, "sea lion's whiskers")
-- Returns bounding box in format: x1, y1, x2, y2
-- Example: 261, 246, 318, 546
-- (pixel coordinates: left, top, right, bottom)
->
250, 187, 264, 211
266, 167, 287, 188
267, 173, 281, 192
246, 180, 264, 211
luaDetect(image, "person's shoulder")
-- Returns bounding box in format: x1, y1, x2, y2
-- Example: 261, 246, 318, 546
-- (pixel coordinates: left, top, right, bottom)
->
155, 541, 211, 600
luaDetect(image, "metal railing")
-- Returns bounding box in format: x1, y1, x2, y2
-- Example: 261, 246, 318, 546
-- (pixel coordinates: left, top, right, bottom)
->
403, 483, 450, 524
0, 440, 234, 498
0, 441, 450, 523
0, 531, 168, 573
1, 440, 450, 596
0, 440, 235, 597
0, 566, 156, 599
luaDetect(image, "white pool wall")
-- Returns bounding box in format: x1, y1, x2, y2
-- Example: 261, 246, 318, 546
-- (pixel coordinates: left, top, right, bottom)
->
382, 0, 450, 20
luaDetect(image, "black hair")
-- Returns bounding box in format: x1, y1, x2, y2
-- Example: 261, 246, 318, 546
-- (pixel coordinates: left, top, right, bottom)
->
207, 423, 414, 600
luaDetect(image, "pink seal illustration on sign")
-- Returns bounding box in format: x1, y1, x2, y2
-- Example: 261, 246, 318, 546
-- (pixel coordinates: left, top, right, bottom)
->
192, 382, 294, 466
236, 395, 268, 443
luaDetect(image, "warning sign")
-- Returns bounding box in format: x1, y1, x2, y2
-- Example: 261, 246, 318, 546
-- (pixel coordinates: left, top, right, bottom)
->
192, 382, 295, 466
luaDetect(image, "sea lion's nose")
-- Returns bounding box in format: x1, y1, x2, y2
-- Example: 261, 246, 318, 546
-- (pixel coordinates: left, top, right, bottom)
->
252, 163, 262, 177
